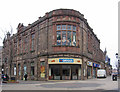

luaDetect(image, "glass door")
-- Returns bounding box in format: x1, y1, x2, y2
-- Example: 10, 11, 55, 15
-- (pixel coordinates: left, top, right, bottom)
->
62, 65, 70, 80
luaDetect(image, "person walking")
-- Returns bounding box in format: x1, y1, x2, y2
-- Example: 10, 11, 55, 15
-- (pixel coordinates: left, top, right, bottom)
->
24, 73, 28, 81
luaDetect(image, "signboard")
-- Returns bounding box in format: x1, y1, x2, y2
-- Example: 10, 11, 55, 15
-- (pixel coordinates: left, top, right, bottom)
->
48, 58, 82, 64
41, 73, 45, 78
93, 63, 100, 68
87, 61, 92, 66
59, 59, 74, 63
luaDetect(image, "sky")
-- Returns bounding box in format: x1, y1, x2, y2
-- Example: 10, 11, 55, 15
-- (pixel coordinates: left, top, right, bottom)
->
0, 0, 118, 68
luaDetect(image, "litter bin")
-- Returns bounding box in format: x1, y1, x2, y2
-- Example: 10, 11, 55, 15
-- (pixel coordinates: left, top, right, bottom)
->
112, 75, 117, 81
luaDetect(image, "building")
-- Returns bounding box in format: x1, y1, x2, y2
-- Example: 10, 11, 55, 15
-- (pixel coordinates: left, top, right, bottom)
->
2, 9, 105, 80
104, 48, 112, 76
0, 46, 2, 76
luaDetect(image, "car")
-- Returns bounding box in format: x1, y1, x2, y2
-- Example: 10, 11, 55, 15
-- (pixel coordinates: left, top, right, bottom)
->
97, 69, 107, 78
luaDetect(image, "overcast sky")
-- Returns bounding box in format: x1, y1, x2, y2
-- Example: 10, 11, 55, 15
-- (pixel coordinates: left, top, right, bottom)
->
0, 0, 118, 68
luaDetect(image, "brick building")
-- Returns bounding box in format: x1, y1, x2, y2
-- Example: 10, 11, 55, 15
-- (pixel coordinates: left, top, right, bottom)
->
2, 9, 105, 80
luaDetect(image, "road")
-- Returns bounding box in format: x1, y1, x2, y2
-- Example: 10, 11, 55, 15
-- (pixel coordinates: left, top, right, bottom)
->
1, 76, 119, 91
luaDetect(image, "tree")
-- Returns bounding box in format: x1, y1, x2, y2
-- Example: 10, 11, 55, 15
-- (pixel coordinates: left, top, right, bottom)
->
1, 25, 14, 81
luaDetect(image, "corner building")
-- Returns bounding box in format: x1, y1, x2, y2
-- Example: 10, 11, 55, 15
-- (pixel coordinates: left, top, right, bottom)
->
2, 9, 105, 80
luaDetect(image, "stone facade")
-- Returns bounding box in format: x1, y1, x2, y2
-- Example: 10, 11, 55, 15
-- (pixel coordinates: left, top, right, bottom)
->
2, 9, 106, 80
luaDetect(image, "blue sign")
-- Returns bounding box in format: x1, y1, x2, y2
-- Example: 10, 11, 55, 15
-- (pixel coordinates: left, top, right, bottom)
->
59, 59, 74, 63
93, 63, 100, 68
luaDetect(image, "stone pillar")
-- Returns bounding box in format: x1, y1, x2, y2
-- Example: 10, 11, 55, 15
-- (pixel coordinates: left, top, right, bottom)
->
34, 58, 38, 80
27, 61, 31, 80
81, 58, 84, 80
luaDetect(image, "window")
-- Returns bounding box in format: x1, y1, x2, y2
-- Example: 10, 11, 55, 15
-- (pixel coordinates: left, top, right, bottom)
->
62, 25, 66, 30
40, 61, 45, 66
56, 24, 76, 46
73, 25, 76, 31
31, 62, 34, 76
67, 31, 71, 46
14, 64, 16, 76
62, 31, 66, 45
24, 63, 27, 75
57, 31, 61, 45
57, 25, 61, 30
24, 37, 28, 52
40, 61, 45, 78
73, 32, 76, 46
67, 25, 72, 30
31, 34, 35, 51
18, 64, 21, 76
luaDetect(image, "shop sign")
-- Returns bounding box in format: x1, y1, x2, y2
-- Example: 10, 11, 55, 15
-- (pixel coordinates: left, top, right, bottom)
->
59, 59, 74, 63
93, 63, 100, 68
48, 58, 82, 64
87, 61, 92, 66
40, 58, 45, 61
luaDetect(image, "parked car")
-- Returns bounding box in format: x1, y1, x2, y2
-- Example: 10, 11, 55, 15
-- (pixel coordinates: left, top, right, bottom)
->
97, 69, 107, 78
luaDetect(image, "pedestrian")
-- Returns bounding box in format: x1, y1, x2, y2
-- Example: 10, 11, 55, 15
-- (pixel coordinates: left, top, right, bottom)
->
5, 74, 9, 81
24, 73, 28, 81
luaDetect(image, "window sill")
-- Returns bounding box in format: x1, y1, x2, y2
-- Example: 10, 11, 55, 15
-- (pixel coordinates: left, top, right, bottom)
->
52, 45, 79, 48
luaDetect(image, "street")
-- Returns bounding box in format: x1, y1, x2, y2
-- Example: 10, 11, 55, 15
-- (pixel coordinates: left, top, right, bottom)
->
1, 76, 119, 91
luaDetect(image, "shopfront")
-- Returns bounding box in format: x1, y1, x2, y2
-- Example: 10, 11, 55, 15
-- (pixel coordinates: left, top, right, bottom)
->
48, 58, 82, 80
93, 63, 101, 78
87, 61, 92, 79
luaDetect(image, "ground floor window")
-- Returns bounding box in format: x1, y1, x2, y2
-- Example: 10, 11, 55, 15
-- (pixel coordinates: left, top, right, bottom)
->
14, 64, 16, 76
87, 66, 92, 78
24, 63, 27, 75
40, 61, 45, 78
93, 68, 96, 78
31, 62, 34, 77
18, 64, 21, 76
49, 64, 81, 80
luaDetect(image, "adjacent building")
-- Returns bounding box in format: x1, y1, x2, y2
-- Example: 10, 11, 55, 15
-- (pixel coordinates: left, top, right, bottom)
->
0, 46, 2, 76
2, 9, 105, 80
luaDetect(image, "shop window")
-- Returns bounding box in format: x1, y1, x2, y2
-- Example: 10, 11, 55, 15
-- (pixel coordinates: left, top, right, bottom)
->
18, 64, 21, 76
40, 61, 45, 66
57, 31, 61, 45
14, 64, 16, 76
31, 62, 34, 76
62, 31, 66, 45
40, 61, 45, 78
24, 63, 27, 75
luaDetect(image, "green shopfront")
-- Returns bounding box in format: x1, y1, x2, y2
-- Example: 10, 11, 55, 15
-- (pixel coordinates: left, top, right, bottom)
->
48, 58, 82, 80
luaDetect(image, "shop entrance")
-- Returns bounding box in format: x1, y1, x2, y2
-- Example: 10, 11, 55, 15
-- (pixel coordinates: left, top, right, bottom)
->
49, 64, 81, 80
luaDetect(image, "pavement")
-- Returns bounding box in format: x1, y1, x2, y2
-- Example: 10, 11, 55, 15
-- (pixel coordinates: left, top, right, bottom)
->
1, 76, 119, 91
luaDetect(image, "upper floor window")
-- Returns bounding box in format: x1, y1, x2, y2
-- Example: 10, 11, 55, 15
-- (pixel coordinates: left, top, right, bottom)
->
57, 31, 61, 45
31, 34, 35, 51
57, 25, 61, 30
73, 26, 76, 31
56, 25, 76, 46
67, 25, 72, 30
62, 25, 66, 30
